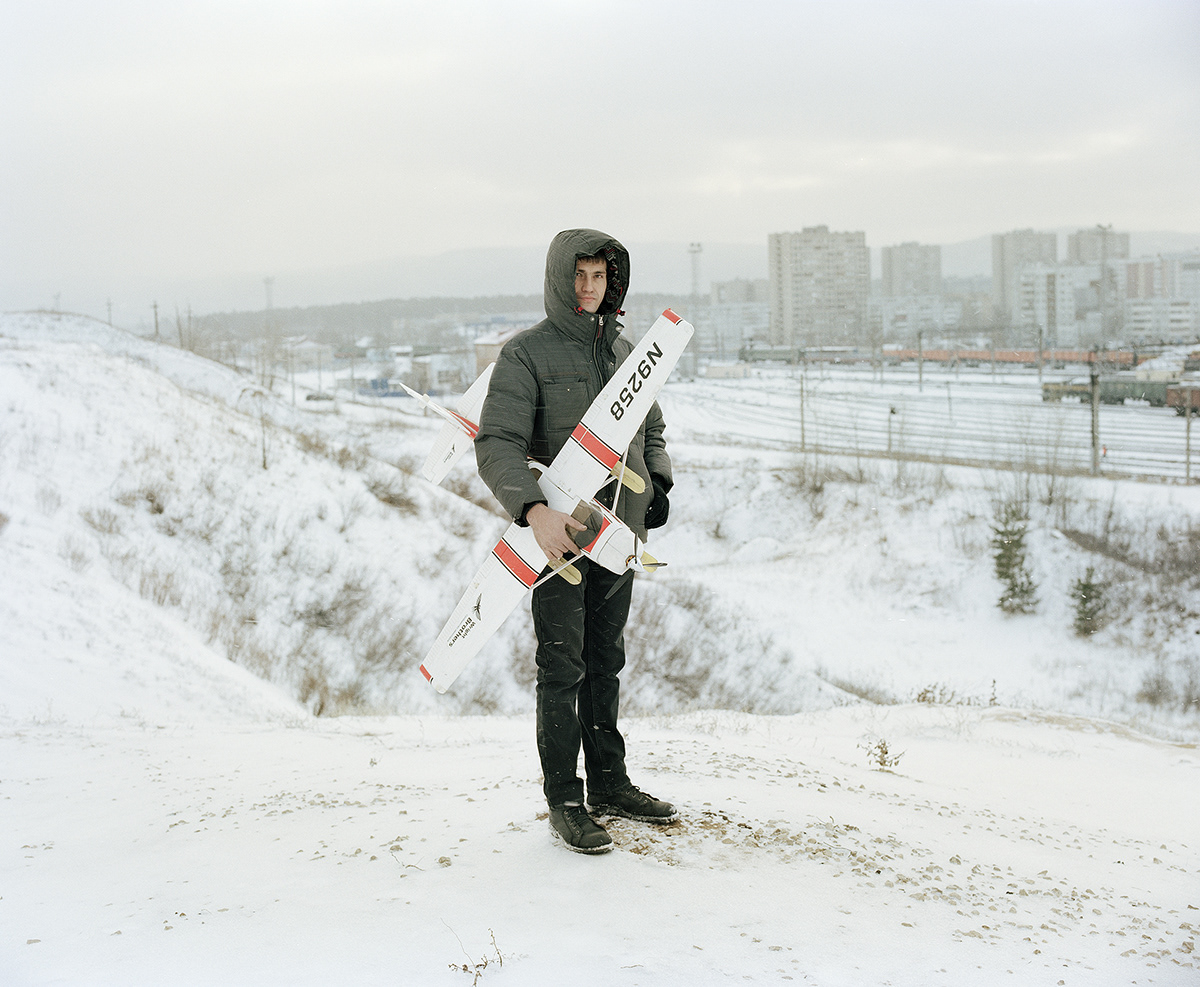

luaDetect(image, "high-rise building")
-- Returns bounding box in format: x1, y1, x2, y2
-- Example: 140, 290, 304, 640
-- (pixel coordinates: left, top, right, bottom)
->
880, 242, 942, 296
1015, 263, 1092, 346
992, 229, 1057, 319
1122, 251, 1200, 340
704, 279, 770, 358
768, 227, 870, 348
1067, 228, 1130, 264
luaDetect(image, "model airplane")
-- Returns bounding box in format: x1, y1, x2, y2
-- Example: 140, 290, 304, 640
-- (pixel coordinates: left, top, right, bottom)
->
401, 308, 694, 693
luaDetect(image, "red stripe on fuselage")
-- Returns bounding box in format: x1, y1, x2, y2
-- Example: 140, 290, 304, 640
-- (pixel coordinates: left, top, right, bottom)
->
420, 664, 432, 682
571, 424, 620, 470
493, 538, 540, 587
663, 308, 682, 324
579, 516, 611, 554
452, 412, 479, 438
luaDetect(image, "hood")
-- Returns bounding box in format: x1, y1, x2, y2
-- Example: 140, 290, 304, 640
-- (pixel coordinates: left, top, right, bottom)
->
543, 228, 630, 340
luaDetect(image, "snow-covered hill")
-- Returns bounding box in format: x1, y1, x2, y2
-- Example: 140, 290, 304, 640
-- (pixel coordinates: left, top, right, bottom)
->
1, 313, 1197, 984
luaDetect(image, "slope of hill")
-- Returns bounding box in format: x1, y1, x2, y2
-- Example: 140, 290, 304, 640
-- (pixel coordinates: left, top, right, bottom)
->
2, 313, 1198, 984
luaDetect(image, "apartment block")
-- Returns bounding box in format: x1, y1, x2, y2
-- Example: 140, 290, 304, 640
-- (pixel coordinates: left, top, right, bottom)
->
992, 229, 1057, 319
1016, 263, 1087, 345
880, 242, 942, 296
875, 295, 962, 342
1067, 227, 1130, 264
768, 227, 870, 348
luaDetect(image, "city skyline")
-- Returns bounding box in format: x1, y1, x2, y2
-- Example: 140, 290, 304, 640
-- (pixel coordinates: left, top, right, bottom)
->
3, 1, 1198, 320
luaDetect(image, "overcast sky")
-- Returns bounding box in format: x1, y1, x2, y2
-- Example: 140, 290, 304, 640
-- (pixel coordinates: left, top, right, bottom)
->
3, 0, 1198, 317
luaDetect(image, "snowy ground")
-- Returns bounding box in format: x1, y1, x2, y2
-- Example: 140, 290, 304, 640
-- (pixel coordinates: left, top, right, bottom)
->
4, 695, 1198, 985
2, 313, 1198, 985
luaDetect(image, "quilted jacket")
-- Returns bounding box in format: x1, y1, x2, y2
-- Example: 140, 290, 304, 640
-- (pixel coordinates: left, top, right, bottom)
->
474, 228, 671, 540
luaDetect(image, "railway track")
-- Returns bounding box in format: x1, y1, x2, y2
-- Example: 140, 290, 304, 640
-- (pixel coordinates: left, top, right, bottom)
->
659, 366, 1198, 483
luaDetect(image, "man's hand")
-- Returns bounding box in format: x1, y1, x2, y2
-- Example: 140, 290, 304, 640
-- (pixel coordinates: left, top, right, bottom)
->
526, 503, 586, 562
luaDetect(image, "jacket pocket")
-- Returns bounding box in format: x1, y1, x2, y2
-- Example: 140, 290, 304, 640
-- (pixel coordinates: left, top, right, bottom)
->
538, 373, 592, 433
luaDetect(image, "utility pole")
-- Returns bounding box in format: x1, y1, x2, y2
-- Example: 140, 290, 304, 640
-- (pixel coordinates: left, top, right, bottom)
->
152, 301, 159, 341
264, 277, 274, 311
799, 371, 806, 452
917, 329, 924, 392
106, 298, 112, 326
1090, 349, 1101, 475
1096, 223, 1111, 343
688, 243, 703, 356
1185, 386, 1195, 484
689, 243, 702, 305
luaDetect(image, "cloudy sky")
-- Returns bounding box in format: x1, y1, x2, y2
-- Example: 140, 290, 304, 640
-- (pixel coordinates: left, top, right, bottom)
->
2, 0, 1198, 317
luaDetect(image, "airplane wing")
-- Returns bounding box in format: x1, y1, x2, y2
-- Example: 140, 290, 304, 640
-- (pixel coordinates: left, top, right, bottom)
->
419, 309, 694, 693
418, 521, 546, 693
405, 363, 494, 485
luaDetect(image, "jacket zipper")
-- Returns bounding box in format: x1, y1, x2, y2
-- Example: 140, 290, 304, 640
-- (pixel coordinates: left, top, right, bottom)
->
593, 315, 614, 386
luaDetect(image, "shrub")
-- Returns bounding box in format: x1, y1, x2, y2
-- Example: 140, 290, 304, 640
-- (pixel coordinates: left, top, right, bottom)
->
367, 473, 418, 515
860, 738, 904, 770
80, 505, 122, 535
914, 683, 963, 705
991, 499, 1038, 614
1071, 566, 1108, 637
35, 485, 62, 516
58, 535, 91, 573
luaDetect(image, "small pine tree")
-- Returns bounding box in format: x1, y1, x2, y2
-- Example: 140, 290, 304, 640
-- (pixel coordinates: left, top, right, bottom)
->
1071, 566, 1107, 636
991, 500, 1038, 614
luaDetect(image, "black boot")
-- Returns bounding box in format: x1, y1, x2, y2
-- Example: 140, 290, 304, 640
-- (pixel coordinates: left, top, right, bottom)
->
588, 784, 679, 824
548, 802, 613, 854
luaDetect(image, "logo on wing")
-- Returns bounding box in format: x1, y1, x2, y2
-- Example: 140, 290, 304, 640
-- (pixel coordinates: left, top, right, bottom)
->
473, 595, 483, 620
448, 615, 475, 647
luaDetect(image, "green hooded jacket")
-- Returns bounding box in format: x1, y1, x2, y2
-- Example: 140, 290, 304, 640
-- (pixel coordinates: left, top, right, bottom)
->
474, 228, 671, 540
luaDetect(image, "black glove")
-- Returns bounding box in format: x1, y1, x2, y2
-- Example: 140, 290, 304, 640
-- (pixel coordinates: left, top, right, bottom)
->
644, 475, 670, 530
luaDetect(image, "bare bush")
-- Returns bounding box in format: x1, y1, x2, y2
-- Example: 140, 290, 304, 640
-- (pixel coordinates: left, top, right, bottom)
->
296, 571, 372, 630
860, 737, 904, 770
354, 612, 419, 677
296, 431, 329, 457
81, 505, 122, 535
98, 540, 137, 584
297, 662, 334, 715
139, 564, 183, 607
623, 580, 798, 713
337, 493, 369, 533
115, 481, 169, 515
1137, 656, 1200, 714
35, 484, 62, 516
58, 535, 91, 573
366, 472, 418, 515
335, 444, 369, 471
443, 471, 507, 517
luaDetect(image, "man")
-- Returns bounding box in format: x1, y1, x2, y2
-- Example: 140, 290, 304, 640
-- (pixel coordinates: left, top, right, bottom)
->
474, 228, 678, 854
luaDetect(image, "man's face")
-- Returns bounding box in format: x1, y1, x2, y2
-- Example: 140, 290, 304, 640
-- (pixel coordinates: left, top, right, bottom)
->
574, 258, 607, 314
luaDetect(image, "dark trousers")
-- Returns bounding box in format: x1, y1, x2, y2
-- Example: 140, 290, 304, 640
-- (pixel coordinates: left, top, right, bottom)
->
531, 558, 633, 807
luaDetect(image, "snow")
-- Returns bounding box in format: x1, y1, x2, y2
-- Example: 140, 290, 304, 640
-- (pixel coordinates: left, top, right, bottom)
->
2, 313, 1198, 985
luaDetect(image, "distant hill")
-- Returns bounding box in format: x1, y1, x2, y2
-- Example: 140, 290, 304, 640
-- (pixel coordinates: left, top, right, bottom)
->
938, 229, 1200, 279
273, 231, 1199, 307
81, 231, 1200, 324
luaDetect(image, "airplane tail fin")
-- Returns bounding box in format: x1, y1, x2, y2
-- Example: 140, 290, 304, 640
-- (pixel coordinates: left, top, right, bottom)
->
401, 364, 495, 485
